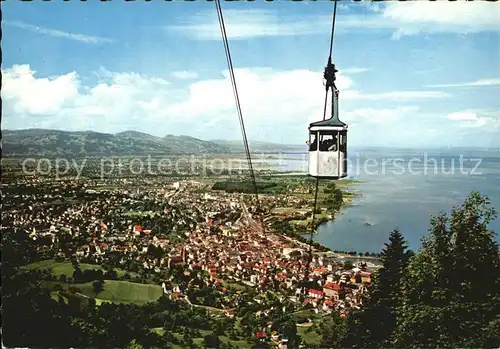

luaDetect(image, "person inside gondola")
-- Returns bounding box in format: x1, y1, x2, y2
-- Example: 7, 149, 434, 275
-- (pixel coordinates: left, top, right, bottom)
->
327, 135, 338, 151
319, 135, 337, 151
307, 135, 318, 151
319, 138, 328, 151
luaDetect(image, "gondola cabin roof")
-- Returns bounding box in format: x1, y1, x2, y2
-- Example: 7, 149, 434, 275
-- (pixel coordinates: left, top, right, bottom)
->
309, 117, 348, 131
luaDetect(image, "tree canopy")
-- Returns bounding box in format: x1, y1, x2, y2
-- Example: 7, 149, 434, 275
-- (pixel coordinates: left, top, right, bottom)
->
342, 191, 500, 349
393, 191, 500, 348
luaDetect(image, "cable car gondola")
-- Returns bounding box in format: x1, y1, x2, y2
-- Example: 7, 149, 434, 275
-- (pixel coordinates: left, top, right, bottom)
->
307, 61, 348, 179
307, 11, 347, 180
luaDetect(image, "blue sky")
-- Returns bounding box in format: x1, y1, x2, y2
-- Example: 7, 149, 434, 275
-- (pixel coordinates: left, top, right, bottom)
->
2, 1, 499, 147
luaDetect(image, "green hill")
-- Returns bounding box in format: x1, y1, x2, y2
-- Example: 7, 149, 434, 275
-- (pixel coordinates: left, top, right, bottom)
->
2, 129, 304, 156
2, 129, 232, 156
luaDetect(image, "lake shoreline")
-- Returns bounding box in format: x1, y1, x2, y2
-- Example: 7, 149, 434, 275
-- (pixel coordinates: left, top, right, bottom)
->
265, 172, 368, 255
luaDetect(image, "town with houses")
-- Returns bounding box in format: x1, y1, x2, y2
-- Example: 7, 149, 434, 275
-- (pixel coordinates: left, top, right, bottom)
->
3, 161, 377, 348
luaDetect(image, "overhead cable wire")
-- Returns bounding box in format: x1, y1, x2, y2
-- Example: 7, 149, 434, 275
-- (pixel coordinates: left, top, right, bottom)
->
215, 0, 263, 231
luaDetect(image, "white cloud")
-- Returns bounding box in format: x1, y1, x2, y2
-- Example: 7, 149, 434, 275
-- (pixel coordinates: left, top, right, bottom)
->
447, 109, 500, 130
427, 78, 500, 88
169, 2, 499, 41
341, 2, 500, 38
168, 9, 323, 40
2, 65, 80, 115
4, 20, 114, 44
164, 68, 354, 122
459, 117, 492, 129
171, 70, 199, 80
1, 64, 485, 146
448, 111, 478, 121
382, 1, 500, 38
2, 64, 176, 133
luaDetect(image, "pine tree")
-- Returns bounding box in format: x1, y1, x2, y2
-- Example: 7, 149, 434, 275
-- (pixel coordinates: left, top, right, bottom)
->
343, 228, 410, 348
394, 191, 500, 348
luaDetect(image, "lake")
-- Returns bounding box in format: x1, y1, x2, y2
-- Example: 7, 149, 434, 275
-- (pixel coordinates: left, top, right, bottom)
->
262, 147, 500, 253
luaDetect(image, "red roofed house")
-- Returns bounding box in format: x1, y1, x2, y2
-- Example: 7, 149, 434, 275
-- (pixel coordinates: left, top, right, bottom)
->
324, 299, 334, 308
256, 331, 267, 341
323, 283, 345, 301
359, 271, 372, 284
134, 225, 142, 235
277, 273, 287, 281
308, 288, 324, 300
312, 267, 328, 275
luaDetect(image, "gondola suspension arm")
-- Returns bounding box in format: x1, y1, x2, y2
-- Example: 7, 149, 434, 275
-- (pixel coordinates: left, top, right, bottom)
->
323, 0, 339, 121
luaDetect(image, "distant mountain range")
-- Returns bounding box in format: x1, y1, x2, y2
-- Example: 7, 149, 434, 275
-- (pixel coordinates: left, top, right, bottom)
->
1, 129, 304, 156
209, 139, 306, 153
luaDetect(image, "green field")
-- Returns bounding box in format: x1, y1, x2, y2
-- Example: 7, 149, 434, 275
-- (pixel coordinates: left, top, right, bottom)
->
23, 259, 105, 275
76, 280, 163, 304
45, 279, 163, 304
25, 260, 153, 304
23, 259, 137, 278
220, 279, 249, 292
293, 309, 323, 345
290, 211, 332, 227
293, 309, 316, 321
298, 326, 322, 345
